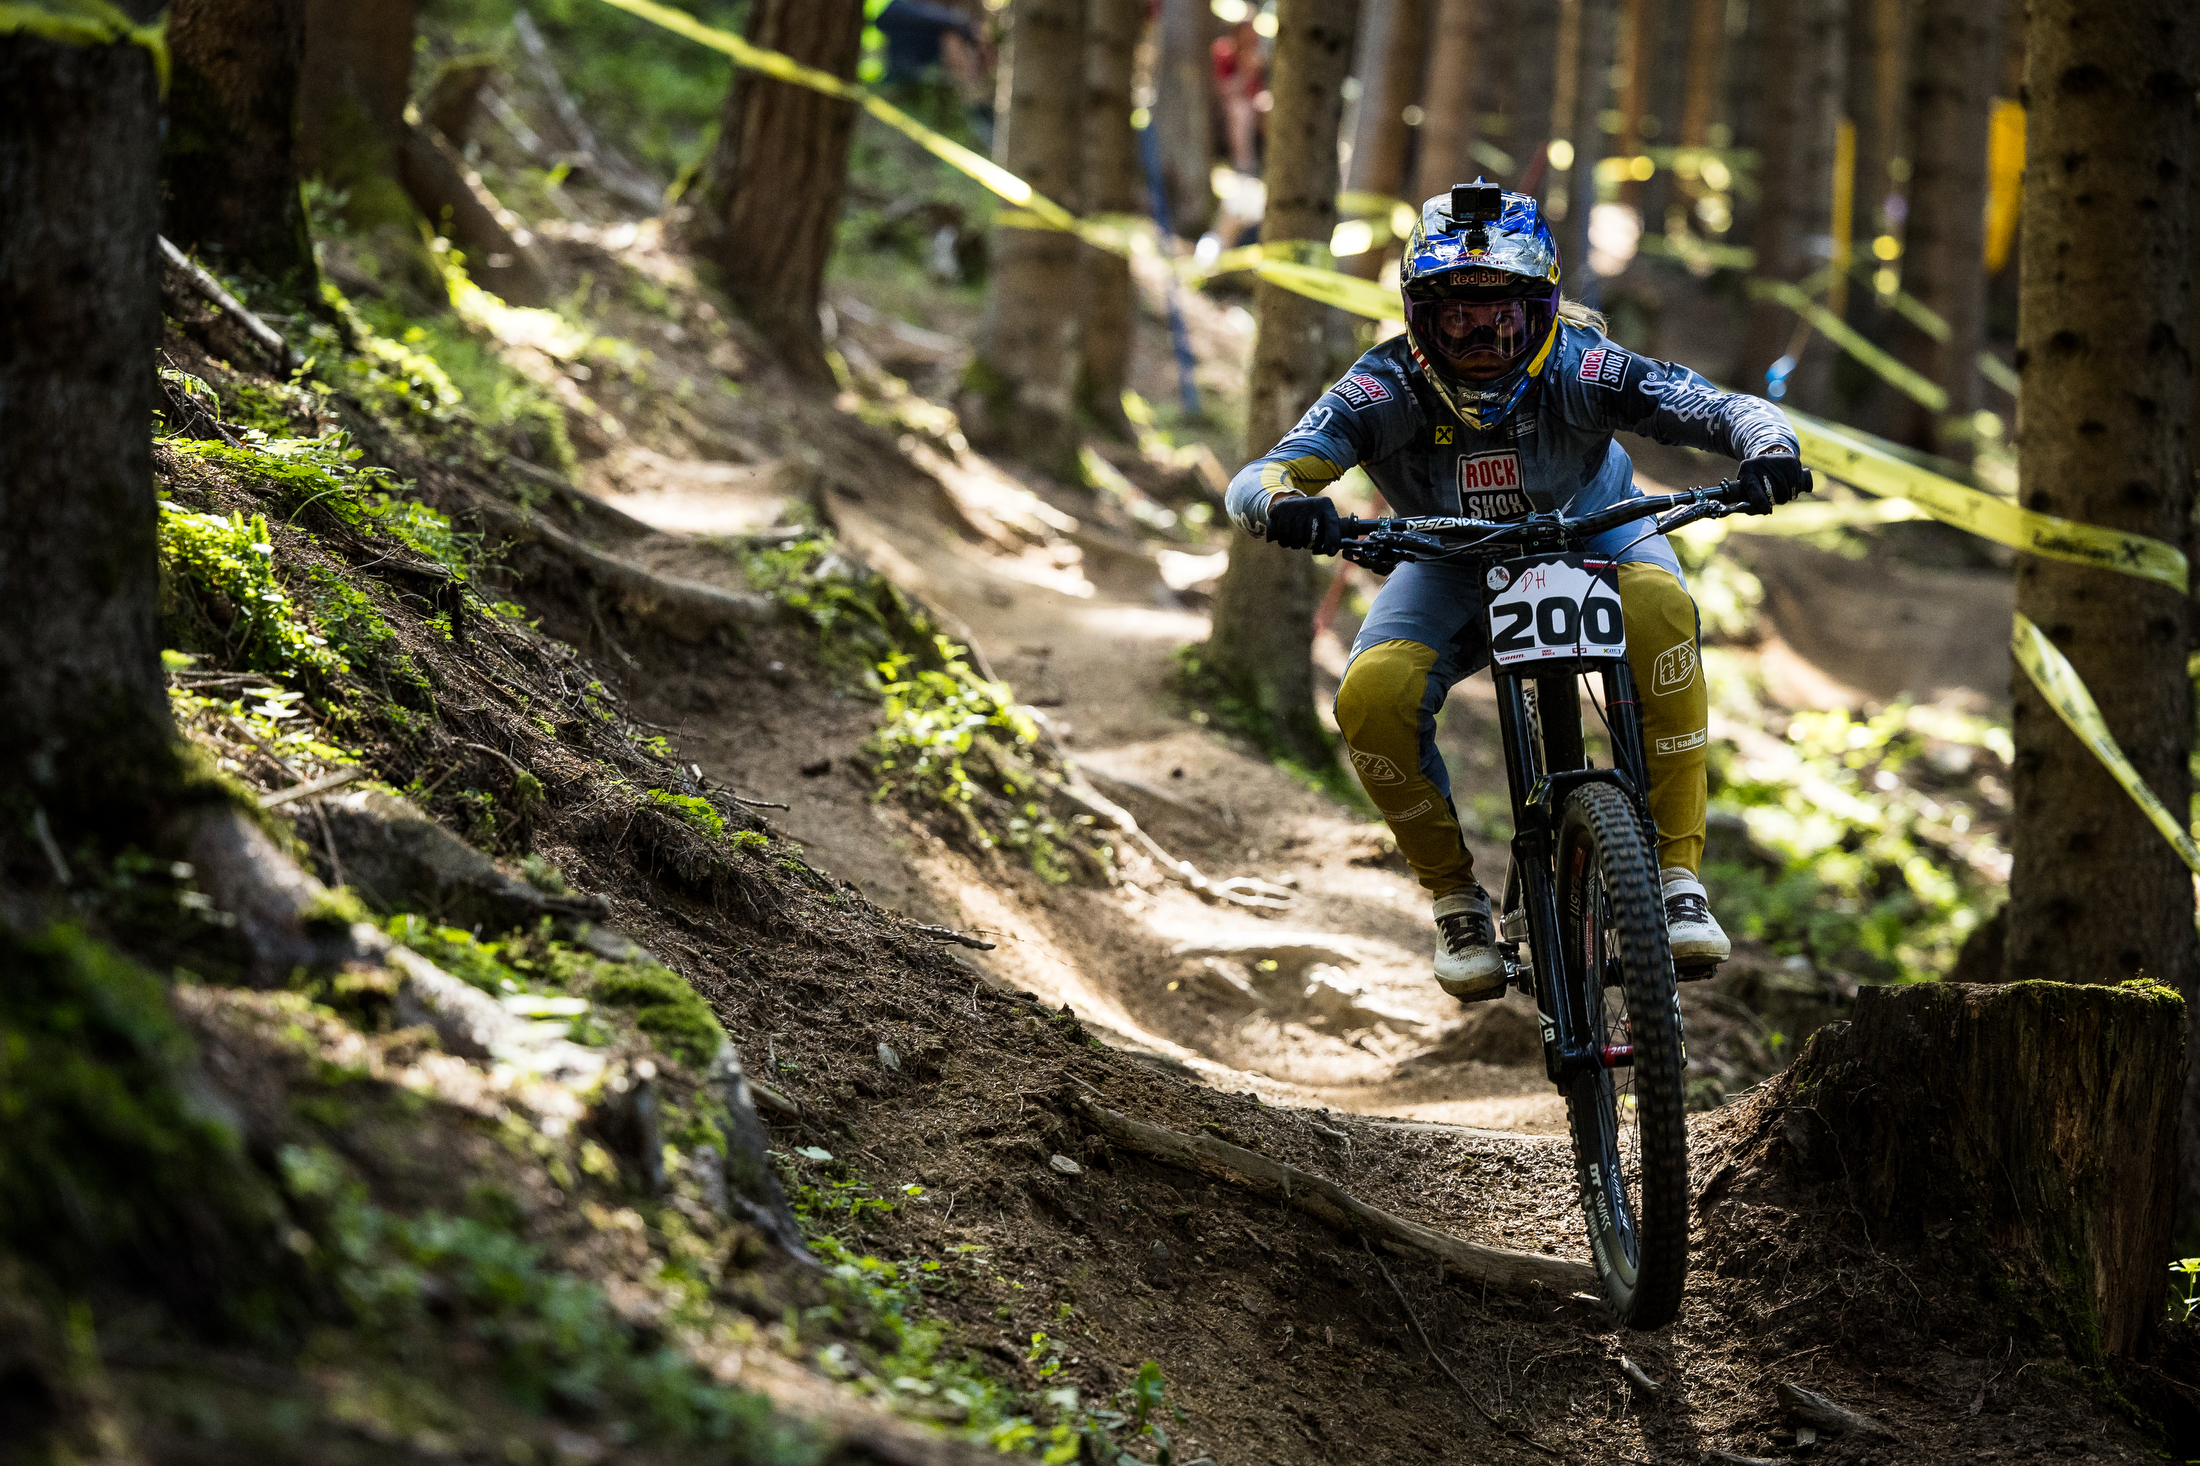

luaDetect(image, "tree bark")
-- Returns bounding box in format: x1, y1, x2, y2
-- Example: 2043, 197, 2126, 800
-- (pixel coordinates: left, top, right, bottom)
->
297, 0, 447, 307
1674, 0, 1724, 150
1562, 0, 1617, 292
967, 0, 1087, 475
1631, 0, 1690, 230
162, 0, 316, 292
1414, 0, 1484, 204
1510, 0, 1560, 194
2005, 0, 2198, 1234
1204, 0, 1358, 768
683, 0, 864, 384
1889, 0, 1996, 454
396, 125, 553, 307
1154, 0, 1216, 238
0, 6, 180, 818
1845, 0, 1904, 240
1736, 0, 1843, 402
1726, 982, 2185, 1361
1342, 0, 1427, 279
1076, 0, 1142, 431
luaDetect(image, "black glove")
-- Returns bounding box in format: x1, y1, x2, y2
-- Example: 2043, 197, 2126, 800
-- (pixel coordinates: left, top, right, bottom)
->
1737, 451, 1812, 515
1265, 494, 1342, 555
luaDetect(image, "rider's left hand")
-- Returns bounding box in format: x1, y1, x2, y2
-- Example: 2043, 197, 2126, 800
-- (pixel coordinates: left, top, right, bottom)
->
1738, 451, 1812, 515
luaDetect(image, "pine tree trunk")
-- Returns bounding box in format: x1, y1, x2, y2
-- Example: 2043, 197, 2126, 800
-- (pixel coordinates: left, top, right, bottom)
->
1632, 0, 1690, 231
0, 7, 180, 816
2005, 0, 2197, 1205
298, 0, 447, 307
967, 0, 1087, 475
1414, 0, 1483, 203
162, 0, 316, 292
1674, 0, 1723, 150
1846, 0, 1903, 240
1736, 0, 1842, 400
1076, 0, 1142, 431
1342, 0, 1426, 279
1154, 0, 1215, 238
1889, 0, 1995, 454
1205, 0, 1358, 768
1731, 981, 2185, 1362
1511, 0, 1560, 193
683, 0, 864, 383
1562, 0, 1617, 292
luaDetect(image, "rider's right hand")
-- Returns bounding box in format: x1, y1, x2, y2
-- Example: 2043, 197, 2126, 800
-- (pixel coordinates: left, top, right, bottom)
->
1265, 494, 1343, 555
1737, 451, 1811, 515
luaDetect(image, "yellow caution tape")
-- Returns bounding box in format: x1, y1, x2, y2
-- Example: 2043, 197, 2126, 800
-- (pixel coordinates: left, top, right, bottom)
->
1712, 495, 1927, 536
1750, 278, 1948, 412
1789, 411, 2188, 593
597, 0, 2184, 606
596, 0, 1076, 231
0, 0, 168, 86
2011, 613, 2200, 875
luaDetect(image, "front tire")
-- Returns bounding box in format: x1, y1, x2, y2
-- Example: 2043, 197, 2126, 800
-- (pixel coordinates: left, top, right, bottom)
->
1555, 782, 1689, 1329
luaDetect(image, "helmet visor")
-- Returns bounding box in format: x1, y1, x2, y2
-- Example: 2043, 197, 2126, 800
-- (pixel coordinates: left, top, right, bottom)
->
1404, 286, 1557, 382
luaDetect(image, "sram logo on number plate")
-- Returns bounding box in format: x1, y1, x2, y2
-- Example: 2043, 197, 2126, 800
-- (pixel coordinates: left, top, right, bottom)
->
1485, 554, 1625, 667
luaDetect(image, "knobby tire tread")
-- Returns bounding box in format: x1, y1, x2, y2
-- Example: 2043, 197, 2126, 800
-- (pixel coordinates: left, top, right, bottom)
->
1558, 782, 1689, 1330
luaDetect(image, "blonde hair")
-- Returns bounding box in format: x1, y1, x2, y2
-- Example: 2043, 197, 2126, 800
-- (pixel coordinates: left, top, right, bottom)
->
1558, 297, 1608, 333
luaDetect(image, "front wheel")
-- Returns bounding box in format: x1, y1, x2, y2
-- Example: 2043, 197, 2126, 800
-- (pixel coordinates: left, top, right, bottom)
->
1555, 783, 1690, 1329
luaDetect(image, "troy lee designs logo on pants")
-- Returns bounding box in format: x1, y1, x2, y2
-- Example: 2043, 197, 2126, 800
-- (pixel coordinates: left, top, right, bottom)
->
1458, 450, 1530, 519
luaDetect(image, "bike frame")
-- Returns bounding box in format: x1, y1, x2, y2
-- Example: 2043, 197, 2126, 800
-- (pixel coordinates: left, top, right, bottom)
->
1496, 654, 1646, 1088
1338, 482, 1753, 1089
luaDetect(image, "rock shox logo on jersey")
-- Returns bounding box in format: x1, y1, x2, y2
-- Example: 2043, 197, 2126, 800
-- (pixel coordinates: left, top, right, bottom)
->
1457, 449, 1530, 519
1333, 371, 1393, 409
1578, 347, 1628, 389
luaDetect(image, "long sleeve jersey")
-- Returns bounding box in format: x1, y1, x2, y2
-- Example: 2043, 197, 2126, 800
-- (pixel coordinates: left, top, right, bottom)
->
1224, 323, 1798, 549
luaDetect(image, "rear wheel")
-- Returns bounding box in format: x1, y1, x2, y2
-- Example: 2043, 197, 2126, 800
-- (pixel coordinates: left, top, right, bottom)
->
1555, 783, 1689, 1329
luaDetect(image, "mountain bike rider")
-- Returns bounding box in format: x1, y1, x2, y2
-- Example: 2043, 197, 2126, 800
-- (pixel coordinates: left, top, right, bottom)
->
1225, 182, 1808, 1001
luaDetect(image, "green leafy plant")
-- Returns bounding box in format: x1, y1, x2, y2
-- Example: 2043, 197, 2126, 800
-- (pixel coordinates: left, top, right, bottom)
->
159, 504, 346, 676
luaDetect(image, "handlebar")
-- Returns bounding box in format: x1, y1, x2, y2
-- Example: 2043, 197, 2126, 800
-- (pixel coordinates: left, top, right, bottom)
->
1333, 476, 1800, 568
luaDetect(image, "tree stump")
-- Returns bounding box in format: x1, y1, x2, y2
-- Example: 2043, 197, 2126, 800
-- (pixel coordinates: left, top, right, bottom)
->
1753, 980, 2184, 1359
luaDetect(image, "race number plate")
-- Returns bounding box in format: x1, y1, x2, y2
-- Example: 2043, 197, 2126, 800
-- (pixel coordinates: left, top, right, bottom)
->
1485, 554, 1625, 668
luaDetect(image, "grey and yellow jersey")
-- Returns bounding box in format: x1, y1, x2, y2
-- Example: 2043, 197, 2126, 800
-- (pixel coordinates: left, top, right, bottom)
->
1224, 323, 1797, 559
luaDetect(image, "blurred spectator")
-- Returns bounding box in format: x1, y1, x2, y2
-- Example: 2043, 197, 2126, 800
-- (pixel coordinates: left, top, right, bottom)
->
1211, 20, 1266, 175
877, 0, 995, 145
878, 0, 979, 84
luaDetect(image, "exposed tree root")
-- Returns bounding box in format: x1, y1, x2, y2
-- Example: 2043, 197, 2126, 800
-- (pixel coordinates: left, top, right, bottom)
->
1073, 1096, 1598, 1295
1048, 768, 1295, 909
181, 806, 381, 984
468, 491, 777, 646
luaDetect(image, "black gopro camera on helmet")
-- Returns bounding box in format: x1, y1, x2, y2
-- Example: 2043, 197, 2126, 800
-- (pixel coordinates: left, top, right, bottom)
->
1450, 180, 1504, 224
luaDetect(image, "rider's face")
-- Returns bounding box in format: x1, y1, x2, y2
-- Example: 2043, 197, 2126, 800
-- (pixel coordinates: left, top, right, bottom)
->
1429, 299, 1532, 380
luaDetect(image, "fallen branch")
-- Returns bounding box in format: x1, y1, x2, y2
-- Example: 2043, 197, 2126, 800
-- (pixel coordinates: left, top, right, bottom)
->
259, 766, 365, 809
1618, 1354, 1663, 1399
468, 491, 777, 645
1367, 1240, 1560, 1458
158, 236, 300, 372
511, 7, 665, 214
1073, 1096, 1597, 1296
1049, 774, 1294, 910
1775, 1381, 1896, 1440
914, 924, 997, 951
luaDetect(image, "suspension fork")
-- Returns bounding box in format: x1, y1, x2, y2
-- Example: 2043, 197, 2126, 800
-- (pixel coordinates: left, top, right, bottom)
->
1599, 659, 1655, 837
1499, 672, 1591, 1086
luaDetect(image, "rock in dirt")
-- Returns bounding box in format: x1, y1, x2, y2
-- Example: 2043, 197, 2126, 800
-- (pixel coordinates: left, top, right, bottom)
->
709, 1044, 811, 1263
319, 790, 608, 932
1048, 1154, 1082, 1176
877, 1041, 902, 1071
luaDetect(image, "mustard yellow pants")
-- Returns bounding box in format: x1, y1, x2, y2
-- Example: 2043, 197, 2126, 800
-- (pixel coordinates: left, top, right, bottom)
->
1335, 561, 1707, 898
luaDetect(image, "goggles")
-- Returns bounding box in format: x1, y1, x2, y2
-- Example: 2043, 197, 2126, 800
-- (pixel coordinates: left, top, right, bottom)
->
1403, 280, 1558, 382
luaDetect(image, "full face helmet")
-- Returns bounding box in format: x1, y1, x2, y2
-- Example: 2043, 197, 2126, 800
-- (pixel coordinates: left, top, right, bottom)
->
1399, 180, 1563, 429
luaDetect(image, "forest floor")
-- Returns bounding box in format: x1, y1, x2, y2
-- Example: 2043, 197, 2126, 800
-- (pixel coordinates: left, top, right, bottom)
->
64, 82, 2189, 1465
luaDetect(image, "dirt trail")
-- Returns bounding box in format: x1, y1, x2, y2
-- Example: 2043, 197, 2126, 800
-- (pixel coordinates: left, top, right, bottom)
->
586, 402, 2016, 1147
